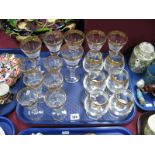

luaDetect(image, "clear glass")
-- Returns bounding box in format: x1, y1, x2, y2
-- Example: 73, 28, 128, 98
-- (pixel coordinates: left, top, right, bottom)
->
16, 87, 44, 121
45, 89, 67, 121
23, 70, 44, 97
106, 68, 129, 94
43, 71, 63, 90
109, 89, 134, 119
61, 44, 84, 83
20, 58, 37, 75
83, 50, 104, 73
20, 36, 42, 69
108, 30, 128, 55
84, 91, 109, 120
64, 29, 84, 50
44, 54, 63, 72
86, 30, 106, 51
42, 31, 63, 55
104, 52, 125, 73
83, 70, 107, 94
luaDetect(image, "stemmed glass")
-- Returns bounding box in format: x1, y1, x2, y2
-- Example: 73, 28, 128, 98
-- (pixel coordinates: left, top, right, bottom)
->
109, 89, 134, 120
86, 30, 106, 51
104, 30, 127, 75
23, 70, 45, 98
61, 44, 84, 83
108, 30, 128, 56
45, 89, 67, 121
20, 58, 37, 75
84, 91, 109, 120
83, 30, 106, 73
42, 31, 63, 55
16, 87, 44, 121
43, 71, 64, 90
64, 29, 84, 50
20, 36, 42, 70
44, 54, 63, 73
106, 68, 129, 95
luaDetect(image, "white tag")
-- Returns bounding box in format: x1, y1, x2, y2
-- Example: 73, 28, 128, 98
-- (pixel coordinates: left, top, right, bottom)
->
70, 113, 80, 121
145, 103, 153, 107
62, 131, 70, 135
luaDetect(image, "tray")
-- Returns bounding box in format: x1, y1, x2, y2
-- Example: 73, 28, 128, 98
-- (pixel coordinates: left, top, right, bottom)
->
137, 112, 155, 135
0, 48, 136, 125
128, 63, 155, 111
19, 126, 132, 135
0, 116, 15, 135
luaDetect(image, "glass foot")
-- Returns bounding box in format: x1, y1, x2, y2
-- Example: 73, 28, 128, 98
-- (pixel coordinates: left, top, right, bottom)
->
52, 109, 67, 121
65, 75, 80, 83
27, 106, 44, 121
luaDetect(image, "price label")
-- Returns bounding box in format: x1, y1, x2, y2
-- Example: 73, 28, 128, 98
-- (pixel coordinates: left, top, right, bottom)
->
70, 113, 80, 121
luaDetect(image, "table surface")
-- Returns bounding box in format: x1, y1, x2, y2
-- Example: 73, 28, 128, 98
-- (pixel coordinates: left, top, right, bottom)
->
0, 27, 141, 134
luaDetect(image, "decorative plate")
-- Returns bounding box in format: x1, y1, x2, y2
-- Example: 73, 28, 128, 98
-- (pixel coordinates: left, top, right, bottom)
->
0, 54, 21, 86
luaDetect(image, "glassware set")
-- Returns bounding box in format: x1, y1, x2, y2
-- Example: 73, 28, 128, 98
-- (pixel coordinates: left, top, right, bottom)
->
17, 29, 134, 122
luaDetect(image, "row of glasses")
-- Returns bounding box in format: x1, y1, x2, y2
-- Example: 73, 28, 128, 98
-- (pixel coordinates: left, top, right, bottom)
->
84, 88, 134, 120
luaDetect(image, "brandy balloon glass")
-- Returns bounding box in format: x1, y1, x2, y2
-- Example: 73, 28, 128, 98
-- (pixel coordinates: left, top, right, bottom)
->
108, 30, 128, 55
42, 31, 63, 55
20, 36, 42, 69
86, 30, 106, 51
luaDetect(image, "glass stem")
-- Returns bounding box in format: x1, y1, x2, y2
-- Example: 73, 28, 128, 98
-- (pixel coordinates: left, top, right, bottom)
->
67, 66, 77, 79
35, 56, 41, 70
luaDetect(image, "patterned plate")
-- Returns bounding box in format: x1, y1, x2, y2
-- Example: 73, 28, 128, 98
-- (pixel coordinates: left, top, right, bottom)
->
0, 54, 21, 86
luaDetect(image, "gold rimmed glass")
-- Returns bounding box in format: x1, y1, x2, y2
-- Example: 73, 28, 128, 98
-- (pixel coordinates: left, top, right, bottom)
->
61, 44, 84, 83
64, 29, 84, 50
108, 30, 128, 55
43, 71, 64, 90
16, 87, 44, 121
44, 54, 63, 72
23, 70, 45, 98
42, 31, 63, 55
86, 30, 106, 51
83, 70, 107, 94
106, 68, 129, 95
83, 50, 104, 73
20, 58, 37, 75
20, 36, 42, 69
109, 89, 134, 120
104, 52, 125, 73
45, 88, 67, 121
84, 91, 109, 120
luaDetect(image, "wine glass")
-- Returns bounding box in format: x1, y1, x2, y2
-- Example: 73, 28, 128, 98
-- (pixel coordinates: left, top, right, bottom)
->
44, 54, 63, 72
23, 70, 45, 98
16, 87, 44, 121
42, 31, 63, 55
104, 52, 125, 73
84, 91, 109, 120
83, 70, 107, 95
86, 30, 106, 51
45, 88, 67, 121
108, 30, 128, 56
20, 58, 37, 75
43, 71, 64, 90
106, 68, 129, 95
64, 29, 84, 50
83, 50, 104, 73
109, 89, 134, 120
20, 36, 42, 70
61, 44, 84, 83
